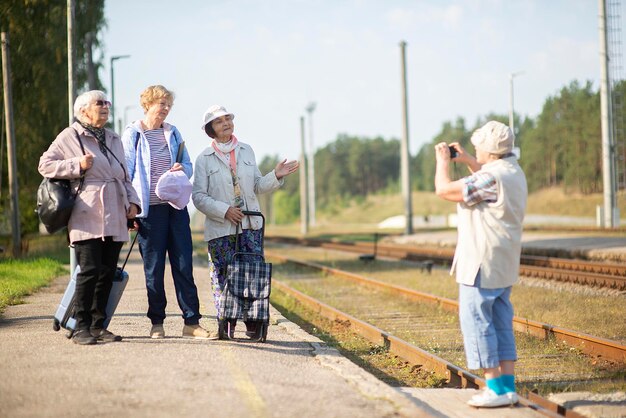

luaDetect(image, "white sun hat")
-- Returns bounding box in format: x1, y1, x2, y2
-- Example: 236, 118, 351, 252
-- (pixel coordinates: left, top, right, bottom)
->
470, 121, 515, 155
201, 105, 234, 130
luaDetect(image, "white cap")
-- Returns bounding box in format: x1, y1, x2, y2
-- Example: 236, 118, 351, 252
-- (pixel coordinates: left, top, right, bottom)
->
155, 170, 192, 210
201, 105, 234, 130
470, 121, 514, 155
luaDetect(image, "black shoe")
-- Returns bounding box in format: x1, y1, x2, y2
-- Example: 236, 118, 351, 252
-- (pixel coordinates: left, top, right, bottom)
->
91, 328, 122, 342
72, 329, 97, 345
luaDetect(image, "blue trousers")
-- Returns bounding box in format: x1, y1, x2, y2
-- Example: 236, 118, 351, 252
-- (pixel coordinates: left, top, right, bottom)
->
138, 204, 201, 325
459, 271, 517, 370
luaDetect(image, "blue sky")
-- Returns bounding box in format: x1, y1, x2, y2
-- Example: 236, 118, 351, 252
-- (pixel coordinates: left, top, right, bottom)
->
102, 0, 610, 165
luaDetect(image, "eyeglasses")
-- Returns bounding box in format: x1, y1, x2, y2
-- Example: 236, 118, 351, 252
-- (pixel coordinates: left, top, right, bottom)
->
94, 100, 112, 108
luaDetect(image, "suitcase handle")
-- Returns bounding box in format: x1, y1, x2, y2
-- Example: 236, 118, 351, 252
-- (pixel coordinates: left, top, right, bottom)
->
120, 232, 138, 271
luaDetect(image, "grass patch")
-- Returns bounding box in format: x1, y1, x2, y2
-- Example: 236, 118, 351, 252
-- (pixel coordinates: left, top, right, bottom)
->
1, 233, 71, 264
0, 258, 66, 313
271, 284, 447, 388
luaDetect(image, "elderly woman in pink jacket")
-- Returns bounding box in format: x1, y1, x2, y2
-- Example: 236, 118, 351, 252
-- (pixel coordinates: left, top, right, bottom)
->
38, 90, 141, 345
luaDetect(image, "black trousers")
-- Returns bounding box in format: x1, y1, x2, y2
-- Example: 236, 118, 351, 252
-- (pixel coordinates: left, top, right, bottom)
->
73, 237, 123, 331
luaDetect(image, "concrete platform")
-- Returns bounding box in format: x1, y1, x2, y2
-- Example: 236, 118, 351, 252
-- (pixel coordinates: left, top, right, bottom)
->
0, 249, 590, 417
399, 388, 543, 418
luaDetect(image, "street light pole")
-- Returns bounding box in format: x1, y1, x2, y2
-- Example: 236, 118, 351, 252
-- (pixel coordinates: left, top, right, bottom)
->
123, 105, 137, 129
306, 102, 317, 227
110, 55, 130, 132
508, 71, 524, 135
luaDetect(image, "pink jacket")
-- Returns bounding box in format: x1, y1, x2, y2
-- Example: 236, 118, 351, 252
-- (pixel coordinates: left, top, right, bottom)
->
38, 122, 141, 244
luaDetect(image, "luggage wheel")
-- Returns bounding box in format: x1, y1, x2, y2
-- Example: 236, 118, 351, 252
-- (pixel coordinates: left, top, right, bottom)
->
218, 319, 236, 340
248, 322, 268, 343
258, 322, 268, 343
52, 319, 60, 332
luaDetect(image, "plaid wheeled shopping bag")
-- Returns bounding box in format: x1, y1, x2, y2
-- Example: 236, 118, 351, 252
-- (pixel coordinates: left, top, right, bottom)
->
219, 211, 271, 342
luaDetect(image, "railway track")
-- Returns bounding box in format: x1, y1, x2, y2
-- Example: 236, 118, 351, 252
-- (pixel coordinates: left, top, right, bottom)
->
266, 251, 626, 364
266, 236, 626, 290
269, 268, 590, 417
265, 245, 626, 416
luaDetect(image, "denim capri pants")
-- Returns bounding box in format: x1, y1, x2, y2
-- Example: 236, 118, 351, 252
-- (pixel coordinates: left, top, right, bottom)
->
458, 270, 517, 370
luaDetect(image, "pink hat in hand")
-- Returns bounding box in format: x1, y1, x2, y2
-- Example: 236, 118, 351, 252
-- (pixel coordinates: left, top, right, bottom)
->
155, 170, 192, 210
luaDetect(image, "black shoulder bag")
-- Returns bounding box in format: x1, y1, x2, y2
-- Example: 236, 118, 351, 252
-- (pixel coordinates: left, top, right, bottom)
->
37, 129, 86, 234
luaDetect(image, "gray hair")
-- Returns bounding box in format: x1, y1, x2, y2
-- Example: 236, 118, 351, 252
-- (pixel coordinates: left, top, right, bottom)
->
73, 90, 107, 123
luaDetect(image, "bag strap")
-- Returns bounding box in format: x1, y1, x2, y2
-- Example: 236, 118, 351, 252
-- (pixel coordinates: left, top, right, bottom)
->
98, 139, 129, 182
176, 140, 185, 164
70, 128, 86, 195
120, 232, 138, 271
132, 131, 140, 174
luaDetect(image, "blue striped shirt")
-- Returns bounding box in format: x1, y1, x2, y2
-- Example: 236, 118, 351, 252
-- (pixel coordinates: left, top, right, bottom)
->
146, 128, 171, 205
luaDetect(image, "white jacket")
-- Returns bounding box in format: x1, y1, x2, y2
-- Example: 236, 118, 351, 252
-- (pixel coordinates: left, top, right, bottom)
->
192, 141, 283, 241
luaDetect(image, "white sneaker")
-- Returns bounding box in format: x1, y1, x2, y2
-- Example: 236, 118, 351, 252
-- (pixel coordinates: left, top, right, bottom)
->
467, 388, 515, 408
506, 392, 519, 404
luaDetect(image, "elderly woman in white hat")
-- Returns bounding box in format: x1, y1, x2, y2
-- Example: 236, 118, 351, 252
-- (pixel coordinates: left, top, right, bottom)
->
434, 120, 527, 408
192, 105, 298, 338
121, 85, 214, 340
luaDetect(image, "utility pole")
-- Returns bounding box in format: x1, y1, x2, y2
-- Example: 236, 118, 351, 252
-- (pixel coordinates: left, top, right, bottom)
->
67, 0, 76, 270
399, 41, 413, 235
67, 0, 74, 124
305, 102, 316, 227
299, 116, 308, 235
1, 32, 21, 257
598, 0, 619, 228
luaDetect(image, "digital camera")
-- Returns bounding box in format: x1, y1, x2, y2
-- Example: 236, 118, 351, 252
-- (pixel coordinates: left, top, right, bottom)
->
448, 146, 458, 159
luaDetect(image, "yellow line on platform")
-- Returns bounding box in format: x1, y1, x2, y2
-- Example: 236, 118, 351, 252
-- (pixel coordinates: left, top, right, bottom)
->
220, 345, 268, 418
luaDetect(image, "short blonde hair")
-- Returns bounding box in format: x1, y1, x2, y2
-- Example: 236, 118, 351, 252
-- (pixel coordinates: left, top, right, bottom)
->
140, 85, 175, 112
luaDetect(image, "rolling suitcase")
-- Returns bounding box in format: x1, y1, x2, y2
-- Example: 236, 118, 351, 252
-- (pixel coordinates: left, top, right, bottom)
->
218, 211, 271, 342
52, 232, 137, 338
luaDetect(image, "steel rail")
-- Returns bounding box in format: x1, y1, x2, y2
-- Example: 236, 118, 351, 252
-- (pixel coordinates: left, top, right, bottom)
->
266, 251, 626, 364
266, 236, 626, 290
271, 277, 585, 418
519, 264, 626, 290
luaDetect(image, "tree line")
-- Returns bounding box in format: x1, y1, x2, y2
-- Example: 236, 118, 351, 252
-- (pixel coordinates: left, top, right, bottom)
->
0, 0, 106, 234
263, 80, 626, 223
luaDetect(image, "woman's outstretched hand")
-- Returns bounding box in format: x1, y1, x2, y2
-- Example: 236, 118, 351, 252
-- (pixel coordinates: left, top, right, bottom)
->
275, 159, 299, 179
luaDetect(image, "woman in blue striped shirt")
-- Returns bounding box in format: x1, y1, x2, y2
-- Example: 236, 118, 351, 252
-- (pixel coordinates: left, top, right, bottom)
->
122, 85, 215, 340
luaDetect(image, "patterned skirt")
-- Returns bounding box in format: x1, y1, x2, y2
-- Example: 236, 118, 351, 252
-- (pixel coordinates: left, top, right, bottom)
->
206, 229, 263, 319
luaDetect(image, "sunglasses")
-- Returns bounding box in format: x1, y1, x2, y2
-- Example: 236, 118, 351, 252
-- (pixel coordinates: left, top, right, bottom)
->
94, 100, 112, 108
